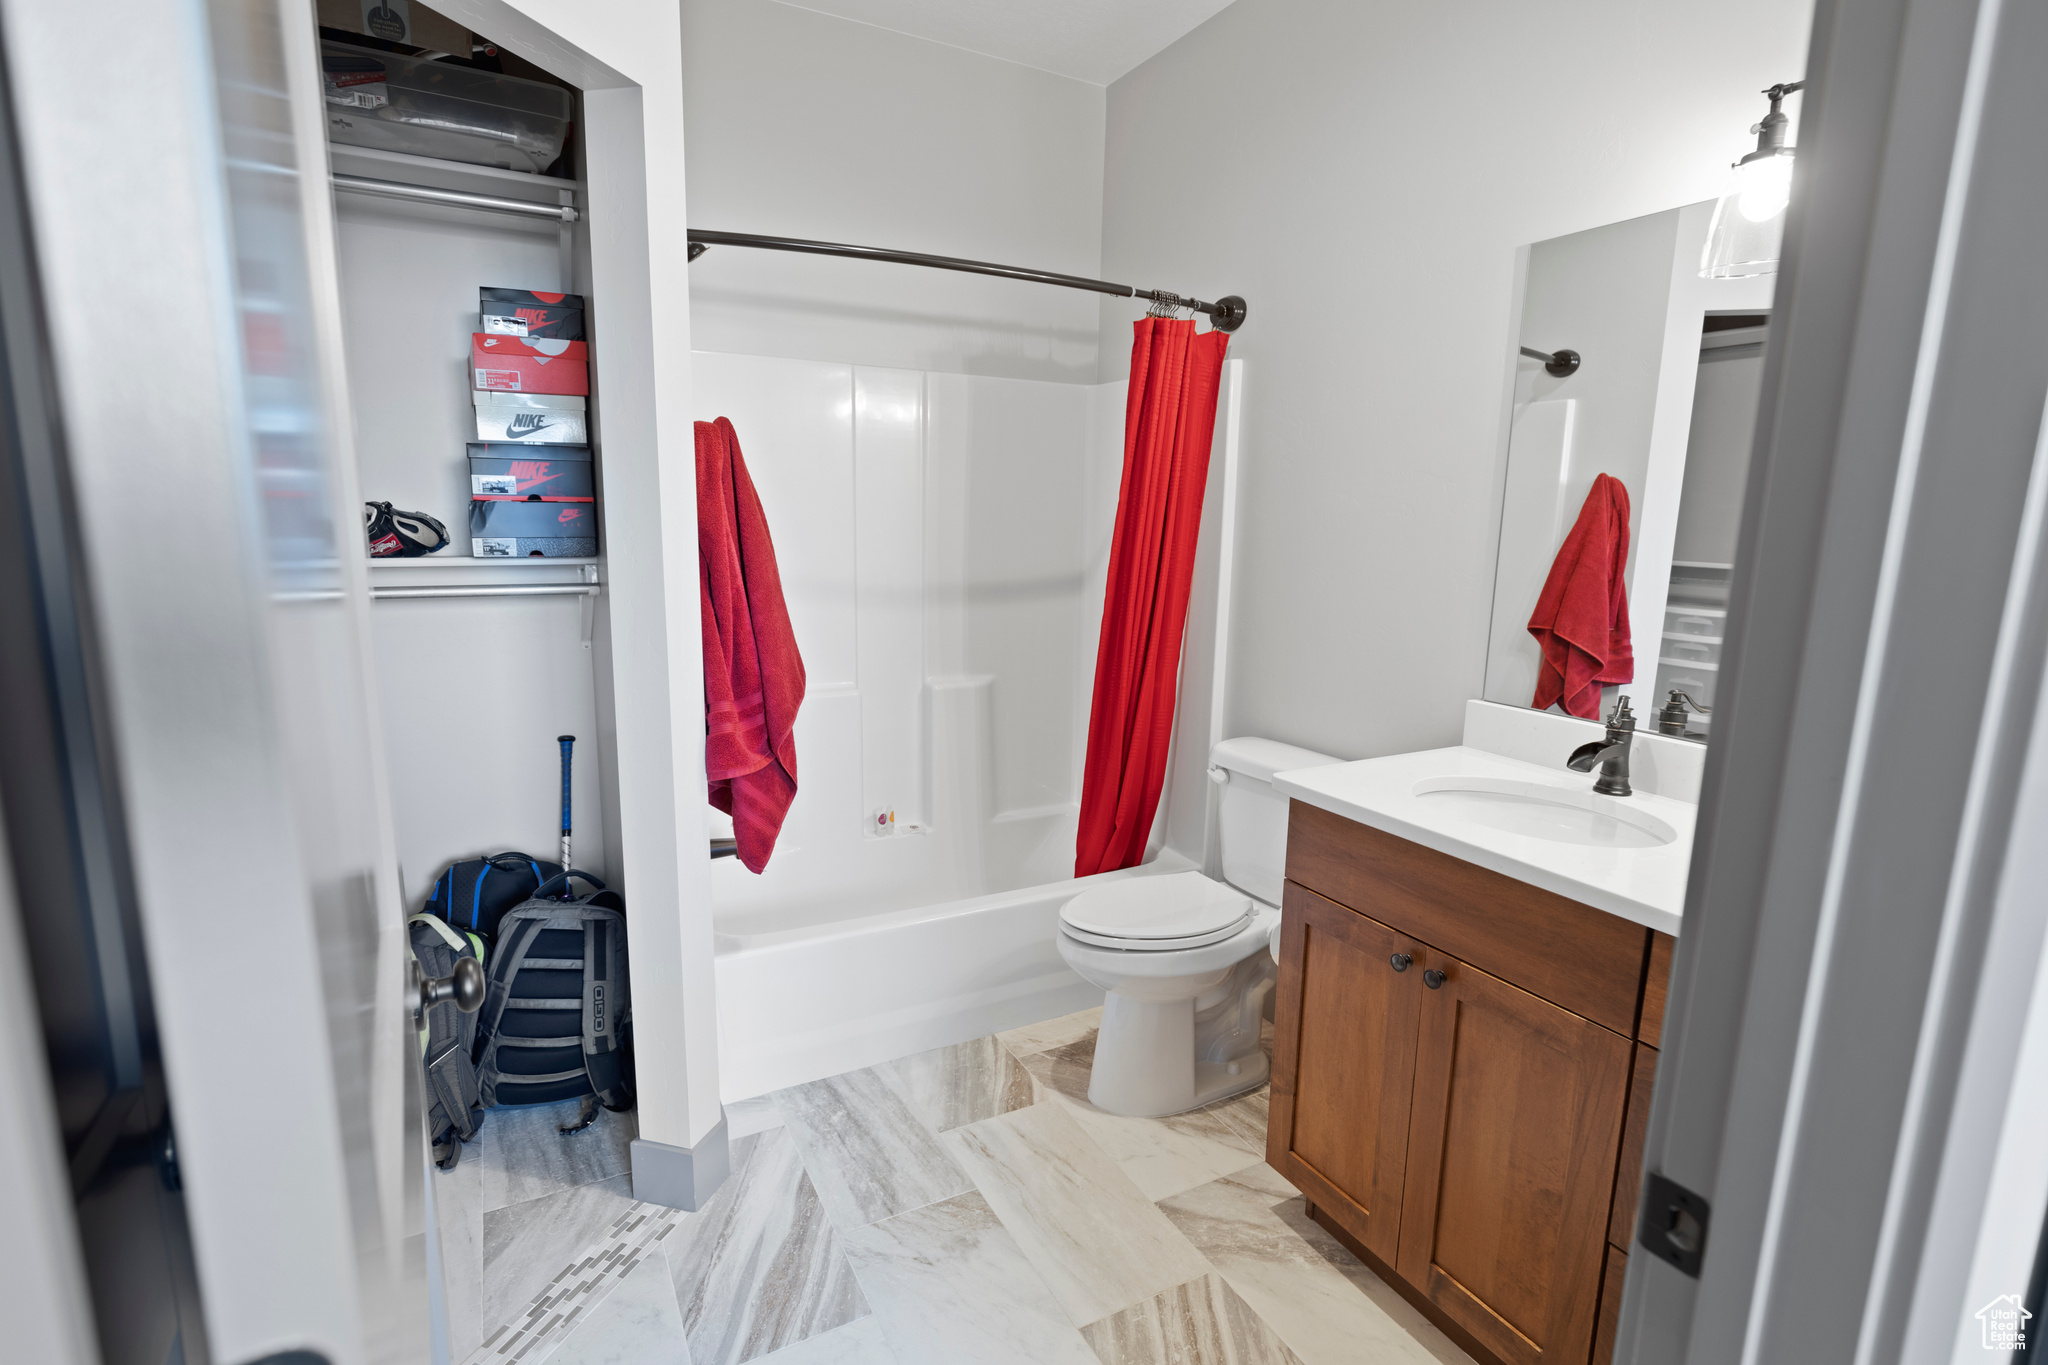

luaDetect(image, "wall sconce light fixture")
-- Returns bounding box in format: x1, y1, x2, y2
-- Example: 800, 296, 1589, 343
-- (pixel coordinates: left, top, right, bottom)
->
1701, 81, 1805, 279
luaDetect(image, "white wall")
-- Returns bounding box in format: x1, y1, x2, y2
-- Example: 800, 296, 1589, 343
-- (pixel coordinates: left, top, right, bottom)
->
1099, 0, 1813, 760
679, 0, 1107, 382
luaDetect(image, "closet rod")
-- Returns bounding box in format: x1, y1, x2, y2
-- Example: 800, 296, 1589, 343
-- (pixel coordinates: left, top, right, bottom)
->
332, 173, 579, 223
376, 583, 598, 600
686, 229, 1248, 332
276, 583, 599, 603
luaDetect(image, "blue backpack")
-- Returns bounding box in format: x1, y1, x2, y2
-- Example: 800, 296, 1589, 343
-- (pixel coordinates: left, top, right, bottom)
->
425, 851, 563, 940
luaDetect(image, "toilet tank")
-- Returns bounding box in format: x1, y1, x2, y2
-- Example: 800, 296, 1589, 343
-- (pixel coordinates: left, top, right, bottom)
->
1209, 737, 1342, 906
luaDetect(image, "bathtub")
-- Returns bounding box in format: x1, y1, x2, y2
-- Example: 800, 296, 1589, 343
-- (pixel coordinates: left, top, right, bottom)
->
714, 852, 1195, 1101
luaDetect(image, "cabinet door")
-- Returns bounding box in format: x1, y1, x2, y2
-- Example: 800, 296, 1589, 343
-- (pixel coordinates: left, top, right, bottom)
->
1395, 950, 1633, 1365
1268, 882, 1424, 1264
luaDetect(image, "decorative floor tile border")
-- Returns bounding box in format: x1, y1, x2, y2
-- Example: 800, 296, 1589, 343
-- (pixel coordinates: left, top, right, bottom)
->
466, 1200, 685, 1365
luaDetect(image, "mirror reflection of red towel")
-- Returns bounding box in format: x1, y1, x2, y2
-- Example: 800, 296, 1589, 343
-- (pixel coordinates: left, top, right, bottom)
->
1527, 473, 1633, 719
698, 417, 805, 873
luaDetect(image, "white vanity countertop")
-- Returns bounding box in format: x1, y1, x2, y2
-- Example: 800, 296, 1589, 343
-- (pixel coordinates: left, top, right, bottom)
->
1273, 744, 1693, 937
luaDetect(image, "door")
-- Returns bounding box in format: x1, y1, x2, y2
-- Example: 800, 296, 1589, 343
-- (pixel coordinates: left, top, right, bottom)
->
1397, 949, 1632, 1365
1268, 882, 1424, 1264
0, 0, 428, 1359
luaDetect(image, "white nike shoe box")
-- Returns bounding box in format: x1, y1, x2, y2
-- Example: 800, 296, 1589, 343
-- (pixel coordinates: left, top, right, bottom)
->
472, 389, 588, 444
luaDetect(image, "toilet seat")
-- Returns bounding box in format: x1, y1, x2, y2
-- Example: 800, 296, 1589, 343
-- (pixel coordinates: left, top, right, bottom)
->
1059, 871, 1252, 952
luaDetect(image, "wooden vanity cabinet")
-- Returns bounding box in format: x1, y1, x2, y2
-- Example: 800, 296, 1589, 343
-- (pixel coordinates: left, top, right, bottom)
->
1269, 802, 1674, 1365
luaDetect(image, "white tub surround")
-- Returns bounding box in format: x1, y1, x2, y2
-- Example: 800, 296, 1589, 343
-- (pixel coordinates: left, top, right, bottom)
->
1272, 701, 1696, 936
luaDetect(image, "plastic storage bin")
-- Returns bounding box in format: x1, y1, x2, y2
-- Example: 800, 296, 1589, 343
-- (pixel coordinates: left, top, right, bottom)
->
323, 42, 572, 174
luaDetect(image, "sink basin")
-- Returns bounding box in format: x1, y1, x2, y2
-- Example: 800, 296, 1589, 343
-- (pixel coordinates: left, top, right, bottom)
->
1410, 776, 1678, 849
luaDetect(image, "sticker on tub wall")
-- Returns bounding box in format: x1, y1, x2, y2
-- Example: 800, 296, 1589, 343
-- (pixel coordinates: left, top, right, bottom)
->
473, 538, 515, 557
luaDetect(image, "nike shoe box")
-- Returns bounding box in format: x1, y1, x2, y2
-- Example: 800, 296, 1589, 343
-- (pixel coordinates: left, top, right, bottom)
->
471, 333, 588, 396
473, 390, 587, 444
480, 287, 585, 340
468, 443, 593, 501
470, 498, 597, 557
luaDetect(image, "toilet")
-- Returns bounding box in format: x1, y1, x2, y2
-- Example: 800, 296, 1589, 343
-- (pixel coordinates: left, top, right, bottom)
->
1057, 736, 1340, 1117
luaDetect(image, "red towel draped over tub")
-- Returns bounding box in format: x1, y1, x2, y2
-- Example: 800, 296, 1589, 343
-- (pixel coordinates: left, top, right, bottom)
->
1075, 318, 1230, 877
1528, 472, 1634, 720
698, 416, 805, 873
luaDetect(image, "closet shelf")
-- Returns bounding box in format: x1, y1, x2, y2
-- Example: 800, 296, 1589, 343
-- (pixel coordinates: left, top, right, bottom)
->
328, 143, 582, 201
1658, 656, 1720, 672
368, 556, 601, 568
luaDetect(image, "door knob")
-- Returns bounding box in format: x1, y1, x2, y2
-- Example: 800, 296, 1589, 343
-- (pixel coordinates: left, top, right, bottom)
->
414, 956, 485, 1022
1390, 953, 1412, 972
1423, 969, 1447, 989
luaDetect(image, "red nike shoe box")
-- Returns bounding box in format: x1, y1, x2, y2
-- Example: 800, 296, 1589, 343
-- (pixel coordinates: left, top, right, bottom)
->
470, 499, 597, 557
467, 443, 593, 501
471, 333, 588, 396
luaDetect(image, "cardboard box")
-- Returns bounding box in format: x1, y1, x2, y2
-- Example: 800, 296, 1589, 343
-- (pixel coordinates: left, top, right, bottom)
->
470, 499, 597, 557
480, 287, 586, 340
473, 389, 586, 442
468, 443, 593, 501
472, 333, 587, 396
473, 404, 587, 444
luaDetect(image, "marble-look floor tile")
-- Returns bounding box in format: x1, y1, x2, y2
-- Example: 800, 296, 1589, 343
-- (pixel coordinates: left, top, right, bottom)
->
772, 1068, 974, 1228
996, 1007, 1102, 1061
941, 1102, 1209, 1328
545, 1244, 689, 1365
726, 1095, 785, 1139
750, 1315, 898, 1365
843, 1191, 1098, 1365
476, 1098, 638, 1213
881, 1036, 1035, 1135
1080, 1273, 1304, 1365
666, 1127, 869, 1365
1020, 1039, 1274, 1202
1157, 1176, 1472, 1365
481, 1173, 638, 1328
1220, 1161, 1301, 1205
430, 1144, 488, 1359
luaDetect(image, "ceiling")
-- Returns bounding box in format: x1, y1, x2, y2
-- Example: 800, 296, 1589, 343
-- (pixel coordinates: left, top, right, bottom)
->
773, 0, 1237, 85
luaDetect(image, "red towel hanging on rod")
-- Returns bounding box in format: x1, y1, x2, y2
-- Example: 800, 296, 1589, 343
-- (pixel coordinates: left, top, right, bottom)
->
698, 417, 806, 873
1527, 472, 1634, 720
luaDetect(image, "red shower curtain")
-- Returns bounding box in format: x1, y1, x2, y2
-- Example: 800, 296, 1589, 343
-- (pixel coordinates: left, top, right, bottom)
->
1074, 318, 1230, 877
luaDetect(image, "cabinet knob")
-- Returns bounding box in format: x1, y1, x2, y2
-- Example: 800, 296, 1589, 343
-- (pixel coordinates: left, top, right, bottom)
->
1389, 953, 1412, 972
1423, 968, 1447, 989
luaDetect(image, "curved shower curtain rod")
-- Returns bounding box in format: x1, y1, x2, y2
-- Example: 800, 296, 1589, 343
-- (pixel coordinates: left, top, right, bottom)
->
686, 229, 1248, 333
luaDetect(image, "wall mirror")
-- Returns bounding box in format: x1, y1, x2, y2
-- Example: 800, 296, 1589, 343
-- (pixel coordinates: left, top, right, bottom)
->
1481, 201, 1775, 742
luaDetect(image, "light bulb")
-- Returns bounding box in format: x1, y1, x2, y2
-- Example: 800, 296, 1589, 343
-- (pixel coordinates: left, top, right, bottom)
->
1736, 152, 1793, 223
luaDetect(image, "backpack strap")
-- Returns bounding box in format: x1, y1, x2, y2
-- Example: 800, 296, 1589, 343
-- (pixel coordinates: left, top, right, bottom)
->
407, 915, 484, 1164
581, 910, 632, 1110
533, 869, 606, 901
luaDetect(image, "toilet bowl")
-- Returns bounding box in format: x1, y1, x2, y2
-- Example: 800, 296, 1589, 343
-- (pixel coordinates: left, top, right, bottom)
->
1057, 872, 1278, 1116
1056, 736, 1339, 1118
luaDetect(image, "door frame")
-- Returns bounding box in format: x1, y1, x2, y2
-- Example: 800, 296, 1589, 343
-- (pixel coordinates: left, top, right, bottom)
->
1621, 0, 2048, 1359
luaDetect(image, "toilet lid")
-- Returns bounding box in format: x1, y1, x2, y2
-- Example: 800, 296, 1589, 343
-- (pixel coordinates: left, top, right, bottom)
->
1060, 871, 1253, 945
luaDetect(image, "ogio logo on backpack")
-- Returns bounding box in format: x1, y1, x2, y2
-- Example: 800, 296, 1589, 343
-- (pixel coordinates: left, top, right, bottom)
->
589, 981, 608, 1036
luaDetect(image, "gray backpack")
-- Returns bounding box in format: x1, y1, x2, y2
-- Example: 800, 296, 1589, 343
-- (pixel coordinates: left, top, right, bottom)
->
408, 914, 488, 1168
475, 871, 633, 1131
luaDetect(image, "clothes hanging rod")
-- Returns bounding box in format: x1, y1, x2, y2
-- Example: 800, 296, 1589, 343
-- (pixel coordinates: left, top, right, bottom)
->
331, 173, 579, 223
276, 583, 600, 602
686, 229, 1248, 332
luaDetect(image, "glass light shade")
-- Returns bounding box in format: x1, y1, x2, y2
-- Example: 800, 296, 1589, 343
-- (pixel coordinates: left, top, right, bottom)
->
1701, 150, 1793, 279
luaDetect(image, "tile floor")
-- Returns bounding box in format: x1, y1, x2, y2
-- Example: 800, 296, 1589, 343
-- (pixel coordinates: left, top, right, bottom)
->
436, 1009, 1475, 1365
